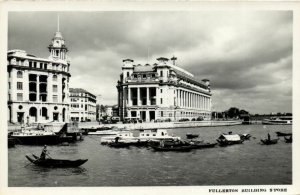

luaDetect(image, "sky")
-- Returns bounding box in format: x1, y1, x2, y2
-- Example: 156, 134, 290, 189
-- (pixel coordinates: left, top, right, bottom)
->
8, 11, 293, 114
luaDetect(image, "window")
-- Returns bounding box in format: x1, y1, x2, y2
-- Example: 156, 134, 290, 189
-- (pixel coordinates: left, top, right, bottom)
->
29, 61, 32, 68
33, 62, 37, 68
53, 95, 58, 103
133, 74, 137, 78
160, 71, 163, 77
17, 93, 23, 101
127, 72, 129, 77
152, 74, 155, 78
161, 111, 163, 117
53, 75, 57, 81
17, 82, 23, 90
8, 82, 10, 89
160, 89, 163, 93
53, 85, 58, 92
160, 98, 163, 104
17, 71, 23, 78
143, 74, 146, 79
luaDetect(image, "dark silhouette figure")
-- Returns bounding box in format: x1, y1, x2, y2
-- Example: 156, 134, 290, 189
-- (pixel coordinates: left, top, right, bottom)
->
115, 136, 120, 143
267, 133, 271, 141
40, 145, 47, 160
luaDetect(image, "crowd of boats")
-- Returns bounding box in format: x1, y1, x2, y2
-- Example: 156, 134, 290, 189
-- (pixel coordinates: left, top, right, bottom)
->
88, 128, 292, 151
8, 122, 292, 168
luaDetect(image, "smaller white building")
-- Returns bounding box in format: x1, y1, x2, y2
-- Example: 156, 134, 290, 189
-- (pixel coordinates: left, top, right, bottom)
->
69, 88, 97, 122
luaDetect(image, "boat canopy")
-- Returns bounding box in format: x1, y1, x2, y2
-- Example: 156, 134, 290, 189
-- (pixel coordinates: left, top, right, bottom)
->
219, 134, 241, 141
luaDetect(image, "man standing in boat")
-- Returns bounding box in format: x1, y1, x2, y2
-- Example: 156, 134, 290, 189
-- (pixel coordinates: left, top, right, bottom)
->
267, 133, 271, 141
40, 145, 48, 160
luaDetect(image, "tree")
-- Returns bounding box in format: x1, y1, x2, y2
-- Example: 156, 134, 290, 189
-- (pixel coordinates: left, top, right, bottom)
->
227, 107, 240, 118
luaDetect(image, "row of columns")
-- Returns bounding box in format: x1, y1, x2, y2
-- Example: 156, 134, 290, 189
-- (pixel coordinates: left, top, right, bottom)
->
51, 49, 66, 60
127, 87, 156, 106
176, 89, 210, 110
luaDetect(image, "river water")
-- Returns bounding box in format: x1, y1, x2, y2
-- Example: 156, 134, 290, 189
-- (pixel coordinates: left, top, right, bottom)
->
8, 124, 292, 186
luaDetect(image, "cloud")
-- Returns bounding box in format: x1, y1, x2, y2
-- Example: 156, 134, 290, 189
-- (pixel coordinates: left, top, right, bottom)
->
8, 11, 293, 113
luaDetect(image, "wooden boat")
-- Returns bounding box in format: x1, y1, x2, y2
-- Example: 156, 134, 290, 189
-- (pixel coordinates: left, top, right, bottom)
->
260, 138, 279, 145
239, 133, 251, 140
151, 145, 194, 152
186, 133, 199, 139
217, 134, 244, 146
8, 138, 16, 148
275, 131, 292, 137
189, 142, 217, 149
284, 136, 292, 143
25, 154, 88, 167
262, 116, 292, 125
107, 142, 131, 148
11, 129, 60, 145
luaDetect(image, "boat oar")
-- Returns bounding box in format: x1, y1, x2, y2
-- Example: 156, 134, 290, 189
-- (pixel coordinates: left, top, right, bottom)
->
46, 152, 52, 159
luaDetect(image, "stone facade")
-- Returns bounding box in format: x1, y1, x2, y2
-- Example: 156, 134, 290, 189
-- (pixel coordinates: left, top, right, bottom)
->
7, 30, 70, 124
117, 57, 212, 122
69, 88, 97, 122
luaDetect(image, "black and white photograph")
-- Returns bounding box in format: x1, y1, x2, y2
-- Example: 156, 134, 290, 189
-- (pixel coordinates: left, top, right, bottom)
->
1, 1, 300, 195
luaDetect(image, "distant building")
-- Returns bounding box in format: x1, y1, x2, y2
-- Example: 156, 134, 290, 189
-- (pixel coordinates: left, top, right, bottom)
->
117, 57, 212, 122
7, 29, 70, 124
69, 88, 97, 122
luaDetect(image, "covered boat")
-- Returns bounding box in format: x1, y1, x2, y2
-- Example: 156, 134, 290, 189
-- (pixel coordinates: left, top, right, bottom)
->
217, 134, 244, 146
25, 154, 88, 167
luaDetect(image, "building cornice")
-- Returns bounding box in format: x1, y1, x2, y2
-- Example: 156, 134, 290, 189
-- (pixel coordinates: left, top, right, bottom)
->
7, 65, 71, 77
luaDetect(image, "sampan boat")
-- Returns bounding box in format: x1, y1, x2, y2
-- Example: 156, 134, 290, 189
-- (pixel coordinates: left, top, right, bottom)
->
190, 142, 218, 149
275, 131, 292, 137
151, 145, 193, 152
284, 136, 292, 143
260, 138, 279, 145
186, 133, 199, 139
25, 154, 88, 167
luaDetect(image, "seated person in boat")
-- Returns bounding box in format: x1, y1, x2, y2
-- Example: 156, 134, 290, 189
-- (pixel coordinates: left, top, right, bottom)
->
40, 145, 48, 160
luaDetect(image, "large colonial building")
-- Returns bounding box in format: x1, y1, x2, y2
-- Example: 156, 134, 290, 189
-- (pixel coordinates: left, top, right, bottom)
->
7, 30, 71, 124
69, 88, 97, 122
117, 57, 212, 122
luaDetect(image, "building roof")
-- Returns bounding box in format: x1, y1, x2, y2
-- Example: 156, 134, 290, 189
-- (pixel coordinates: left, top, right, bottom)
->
134, 64, 154, 72
69, 88, 96, 97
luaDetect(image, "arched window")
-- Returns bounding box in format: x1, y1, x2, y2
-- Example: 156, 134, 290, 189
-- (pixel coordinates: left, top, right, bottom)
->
53, 75, 57, 81
17, 71, 23, 78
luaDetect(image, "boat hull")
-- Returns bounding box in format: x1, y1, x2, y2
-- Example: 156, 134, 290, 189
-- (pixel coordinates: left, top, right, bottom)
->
190, 142, 217, 149
275, 132, 292, 137
260, 139, 279, 145
12, 135, 60, 145
151, 145, 193, 152
217, 139, 244, 146
26, 155, 88, 167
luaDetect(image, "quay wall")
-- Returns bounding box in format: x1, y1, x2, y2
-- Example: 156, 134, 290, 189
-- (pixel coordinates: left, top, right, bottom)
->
78, 120, 243, 130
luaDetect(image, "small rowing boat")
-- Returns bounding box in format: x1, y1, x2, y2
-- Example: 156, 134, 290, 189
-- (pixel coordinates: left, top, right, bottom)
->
275, 131, 292, 137
151, 145, 193, 152
186, 133, 199, 139
260, 138, 279, 145
25, 154, 88, 168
